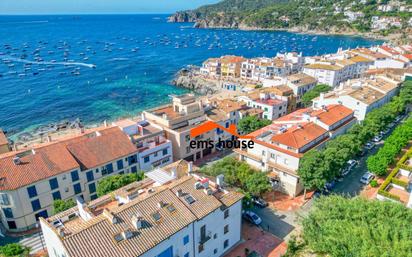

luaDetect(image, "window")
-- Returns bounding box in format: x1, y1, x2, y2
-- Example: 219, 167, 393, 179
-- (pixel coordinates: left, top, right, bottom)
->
0, 193, 10, 205
52, 191, 61, 200
224, 209, 229, 219
2, 208, 13, 218
35, 210, 48, 221
186, 147, 191, 154
154, 152, 158, 157
117, 160, 123, 170
224, 239, 229, 249
90, 194, 98, 200
198, 244, 204, 253
27, 185, 37, 198
162, 148, 168, 156
185, 135, 190, 142
71, 170, 79, 182
284, 159, 289, 165
49, 178, 59, 190
106, 163, 114, 174
224, 225, 229, 234
31, 199, 41, 212
144, 156, 150, 163
88, 183, 96, 194
73, 183, 81, 194
131, 166, 137, 173
86, 171, 94, 182
128, 155, 137, 165
184, 253, 189, 257
183, 235, 189, 245
214, 249, 218, 254
7, 221, 16, 230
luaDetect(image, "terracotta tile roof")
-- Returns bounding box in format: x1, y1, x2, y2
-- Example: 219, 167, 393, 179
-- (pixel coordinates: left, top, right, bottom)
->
380, 46, 400, 55
403, 54, 412, 60
271, 123, 327, 150
0, 130, 7, 146
62, 189, 198, 257
312, 105, 354, 126
0, 127, 137, 190
0, 143, 80, 191
170, 176, 222, 219
66, 127, 137, 170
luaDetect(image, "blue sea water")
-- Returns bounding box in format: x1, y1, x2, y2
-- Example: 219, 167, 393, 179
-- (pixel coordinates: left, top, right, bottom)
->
0, 14, 381, 137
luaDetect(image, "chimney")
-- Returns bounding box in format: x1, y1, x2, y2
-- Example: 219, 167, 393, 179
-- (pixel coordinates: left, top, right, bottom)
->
13, 143, 17, 151
57, 227, 65, 238
320, 93, 325, 101
131, 213, 143, 229
103, 209, 118, 224
47, 135, 52, 143
157, 201, 165, 208
188, 161, 193, 173
216, 174, 224, 188
13, 156, 21, 165
171, 168, 177, 178
103, 120, 108, 128
176, 189, 184, 197
138, 125, 144, 136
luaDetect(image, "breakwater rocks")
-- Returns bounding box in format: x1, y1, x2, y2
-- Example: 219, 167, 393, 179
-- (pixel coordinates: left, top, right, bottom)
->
172, 68, 220, 95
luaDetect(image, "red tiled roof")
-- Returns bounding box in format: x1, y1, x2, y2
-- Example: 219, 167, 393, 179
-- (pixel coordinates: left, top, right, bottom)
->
271, 123, 327, 149
312, 105, 354, 126
0, 127, 137, 190
380, 46, 400, 55
0, 143, 80, 191
67, 127, 137, 169
403, 54, 412, 60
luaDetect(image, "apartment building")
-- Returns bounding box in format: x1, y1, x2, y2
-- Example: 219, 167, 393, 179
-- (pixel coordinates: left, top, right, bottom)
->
220, 56, 245, 78
200, 58, 221, 77
236, 104, 356, 196
143, 94, 215, 162
240, 57, 291, 81
0, 130, 10, 154
0, 126, 140, 232
238, 88, 289, 120
40, 160, 243, 257
284, 73, 317, 105
204, 99, 246, 141
350, 47, 407, 69
313, 76, 400, 120
113, 119, 173, 171
276, 52, 304, 73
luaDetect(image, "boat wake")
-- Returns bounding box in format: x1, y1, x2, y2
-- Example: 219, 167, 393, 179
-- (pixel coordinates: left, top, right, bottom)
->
1, 56, 96, 69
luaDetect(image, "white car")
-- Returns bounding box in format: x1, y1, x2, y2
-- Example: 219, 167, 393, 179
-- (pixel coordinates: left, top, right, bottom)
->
360, 172, 375, 184
373, 135, 383, 142
365, 142, 375, 150
242, 210, 262, 225
347, 160, 358, 170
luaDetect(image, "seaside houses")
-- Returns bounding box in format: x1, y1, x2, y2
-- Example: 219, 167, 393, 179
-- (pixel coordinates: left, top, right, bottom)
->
200, 56, 245, 78
112, 119, 173, 171
143, 94, 215, 163
0, 126, 141, 232
236, 104, 356, 196
350, 47, 408, 69
240, 57, 291, 81
284, 73, 317, 106
238, 88, 289, 120
40, 160, 243, 257
312, 75, 400, 120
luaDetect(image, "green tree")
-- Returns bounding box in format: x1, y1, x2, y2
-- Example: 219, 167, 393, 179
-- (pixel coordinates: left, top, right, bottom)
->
302, 196, 412, 257
96, 172, 144, 197
297, 150, 329, 195
53, 199, 76, 214
301, 84, 331, 107
238, 115, 272, 134
0, 243, 29, 257
245, 172, 271, 196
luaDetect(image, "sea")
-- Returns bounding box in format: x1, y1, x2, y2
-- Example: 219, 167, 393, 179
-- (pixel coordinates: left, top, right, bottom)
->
0, 14, 382, 139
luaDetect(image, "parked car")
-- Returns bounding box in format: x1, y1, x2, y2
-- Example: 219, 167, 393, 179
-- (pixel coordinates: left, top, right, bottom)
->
325, 181, 336, 191
388, 122, 396, 128
252, 196, 268, 208
365, 142, 375, 150
341, 167, 350, 177
373, 135, 383, 142
383, 128, 391, 135
395, 115, 402, 123
347, 159, 358, 170
360, 172, 375, 184
242, 211, 262, 225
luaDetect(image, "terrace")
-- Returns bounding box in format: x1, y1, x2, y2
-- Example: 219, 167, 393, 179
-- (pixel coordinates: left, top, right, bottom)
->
377, 149, 412, 208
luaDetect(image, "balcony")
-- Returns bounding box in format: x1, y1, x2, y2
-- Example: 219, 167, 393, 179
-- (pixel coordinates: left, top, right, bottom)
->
136, 136, 169, 153
199, 231, 212, 244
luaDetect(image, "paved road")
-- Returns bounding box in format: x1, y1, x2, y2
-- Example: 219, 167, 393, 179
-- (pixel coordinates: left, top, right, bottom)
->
19, 232, 46, 254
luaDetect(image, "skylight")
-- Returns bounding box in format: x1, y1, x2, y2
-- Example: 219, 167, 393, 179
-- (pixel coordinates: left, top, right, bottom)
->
184, 195, 196, 205
166, 204, 176, 213
152, 211, 162, 222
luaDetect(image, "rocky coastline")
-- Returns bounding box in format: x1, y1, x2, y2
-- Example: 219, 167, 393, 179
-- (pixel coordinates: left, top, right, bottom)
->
171, 67, 221, 95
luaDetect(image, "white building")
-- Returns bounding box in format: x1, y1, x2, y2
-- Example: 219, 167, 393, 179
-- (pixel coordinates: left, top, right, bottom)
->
284, 73, 317, 105
0, 126, 140, 232
40, 160, 243, 257
113, 119, 173, 171
236, 104, 356, 196
312, 76, 400, 120
238, 88, 288, 120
